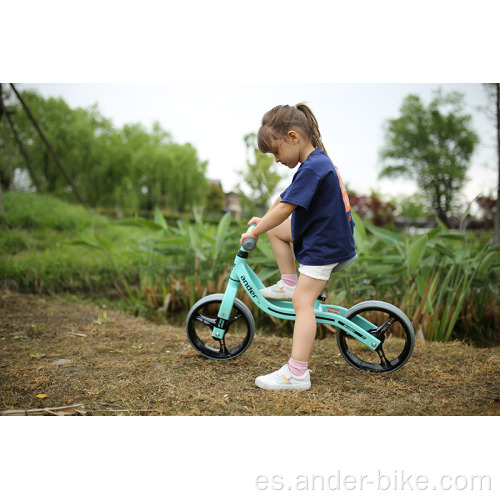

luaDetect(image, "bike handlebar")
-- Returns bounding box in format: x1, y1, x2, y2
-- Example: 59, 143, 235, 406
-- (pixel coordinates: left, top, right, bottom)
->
242, 224, 257, 252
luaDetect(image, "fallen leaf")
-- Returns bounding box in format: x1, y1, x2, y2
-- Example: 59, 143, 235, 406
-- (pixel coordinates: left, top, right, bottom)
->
36, 394, 47, 399
30, 353, 46, 359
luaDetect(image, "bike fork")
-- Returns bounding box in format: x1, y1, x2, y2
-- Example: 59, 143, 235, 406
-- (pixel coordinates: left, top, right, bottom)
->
212, 267, 240, 340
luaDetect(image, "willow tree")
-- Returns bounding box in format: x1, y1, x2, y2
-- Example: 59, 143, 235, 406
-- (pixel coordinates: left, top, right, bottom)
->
379, 90, 479, 226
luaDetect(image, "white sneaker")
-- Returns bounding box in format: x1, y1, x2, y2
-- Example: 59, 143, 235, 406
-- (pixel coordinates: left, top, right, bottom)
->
255, 364, 311, 391
259, 280, 296, 300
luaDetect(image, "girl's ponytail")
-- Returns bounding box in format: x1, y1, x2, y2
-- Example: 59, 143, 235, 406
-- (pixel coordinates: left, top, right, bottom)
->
295, 103, 328, 157
258, 102, 328, 157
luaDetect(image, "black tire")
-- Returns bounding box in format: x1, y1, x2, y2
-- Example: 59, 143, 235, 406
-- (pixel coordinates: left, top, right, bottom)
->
186, 294, 255, 360
337, 300, 415, 373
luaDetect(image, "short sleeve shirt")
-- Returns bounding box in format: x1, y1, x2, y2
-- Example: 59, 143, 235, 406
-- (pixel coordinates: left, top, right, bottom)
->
280, 148, 355, 265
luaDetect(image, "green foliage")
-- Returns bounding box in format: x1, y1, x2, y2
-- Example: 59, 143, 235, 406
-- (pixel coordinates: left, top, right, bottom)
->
205, 182, 226, 215
96, 208, 499, 345
391, 193, 429, 221
114, 209, 245, 311
1, 88, 208, 213
379, 89, 480, 226
0, 193, 143, 295
3, 191, 103, 231
339, 215, 500, 345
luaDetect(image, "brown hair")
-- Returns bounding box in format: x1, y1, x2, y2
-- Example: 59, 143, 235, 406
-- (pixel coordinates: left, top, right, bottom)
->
257, 103, 328, 156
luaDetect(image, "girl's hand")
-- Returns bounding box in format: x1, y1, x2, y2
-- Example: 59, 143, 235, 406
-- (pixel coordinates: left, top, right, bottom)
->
240, 217, 261, 245
247, 217, 262, 226
240, 232, 259, 247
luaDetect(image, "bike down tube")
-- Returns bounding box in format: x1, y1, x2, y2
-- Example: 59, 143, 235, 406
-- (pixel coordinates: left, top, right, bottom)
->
231, 257, 382, 351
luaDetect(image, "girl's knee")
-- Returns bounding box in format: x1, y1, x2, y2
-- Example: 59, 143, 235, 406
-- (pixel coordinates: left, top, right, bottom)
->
292, 293, 314, 312
268, 219, 292, 242
267, 226, 278, 239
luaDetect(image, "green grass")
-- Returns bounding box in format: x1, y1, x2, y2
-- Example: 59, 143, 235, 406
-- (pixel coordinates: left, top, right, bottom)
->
0, 192, 145, 296
3, 192, 102, 231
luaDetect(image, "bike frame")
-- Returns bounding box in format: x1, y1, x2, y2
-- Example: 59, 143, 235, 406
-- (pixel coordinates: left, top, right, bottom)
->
211, 246, 382, 351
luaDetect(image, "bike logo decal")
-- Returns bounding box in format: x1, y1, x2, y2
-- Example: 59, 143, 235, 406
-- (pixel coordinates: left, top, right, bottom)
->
240, 275, 259, 301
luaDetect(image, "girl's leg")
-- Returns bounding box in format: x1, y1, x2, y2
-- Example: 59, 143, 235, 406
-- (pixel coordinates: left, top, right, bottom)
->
254, 272, 327, 390
267, 219, 295, 275
291, 274, 328, 361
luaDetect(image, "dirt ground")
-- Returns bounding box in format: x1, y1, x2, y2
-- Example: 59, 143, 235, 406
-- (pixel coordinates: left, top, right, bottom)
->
1, 292, 499, 416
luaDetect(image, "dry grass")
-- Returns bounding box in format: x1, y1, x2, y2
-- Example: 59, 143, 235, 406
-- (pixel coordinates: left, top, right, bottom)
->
1, 292, 499, 416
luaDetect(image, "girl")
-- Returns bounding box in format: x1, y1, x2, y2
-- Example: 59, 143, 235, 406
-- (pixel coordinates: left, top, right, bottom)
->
240, 103, 355, 390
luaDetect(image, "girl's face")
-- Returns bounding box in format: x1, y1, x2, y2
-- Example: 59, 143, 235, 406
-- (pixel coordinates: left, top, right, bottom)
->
272, 135, 301, 169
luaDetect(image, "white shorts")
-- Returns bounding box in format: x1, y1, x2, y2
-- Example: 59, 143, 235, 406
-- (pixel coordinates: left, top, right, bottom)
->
298, 262, 338, 281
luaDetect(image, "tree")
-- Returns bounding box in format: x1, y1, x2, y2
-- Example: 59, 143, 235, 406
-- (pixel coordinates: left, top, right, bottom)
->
205, 181, 226, 215
379, 90, 480, 227
0, 88, 209, 214
237, 132, 284, 217
481, 83, 500, 244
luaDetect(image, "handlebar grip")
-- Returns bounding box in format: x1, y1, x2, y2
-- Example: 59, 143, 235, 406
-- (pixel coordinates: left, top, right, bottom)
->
242, 223, 257, 252
242, 237, 257, 251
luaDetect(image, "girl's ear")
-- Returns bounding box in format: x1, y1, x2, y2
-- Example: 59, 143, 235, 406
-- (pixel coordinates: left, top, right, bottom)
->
287, 130, 299, 143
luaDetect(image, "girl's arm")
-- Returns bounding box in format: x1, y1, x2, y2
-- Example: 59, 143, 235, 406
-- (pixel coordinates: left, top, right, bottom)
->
240, 200, 296, 245
246, 195, 283, 227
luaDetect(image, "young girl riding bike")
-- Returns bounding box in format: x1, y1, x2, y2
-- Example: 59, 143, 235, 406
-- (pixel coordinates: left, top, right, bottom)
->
240, 103, 356, 391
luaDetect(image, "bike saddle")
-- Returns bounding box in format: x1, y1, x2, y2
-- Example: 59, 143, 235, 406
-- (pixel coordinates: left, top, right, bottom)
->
331, 253, 358, 274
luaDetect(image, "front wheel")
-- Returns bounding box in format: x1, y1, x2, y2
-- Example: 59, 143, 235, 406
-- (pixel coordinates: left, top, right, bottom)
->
186, 294, 255, 360
337, 301, 415, 373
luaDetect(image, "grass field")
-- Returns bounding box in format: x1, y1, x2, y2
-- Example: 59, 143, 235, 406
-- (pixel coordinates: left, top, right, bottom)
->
1, 292, 499, 416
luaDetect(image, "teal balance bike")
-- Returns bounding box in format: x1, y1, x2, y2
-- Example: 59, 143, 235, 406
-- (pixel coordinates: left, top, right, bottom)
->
186, 225, 415, 373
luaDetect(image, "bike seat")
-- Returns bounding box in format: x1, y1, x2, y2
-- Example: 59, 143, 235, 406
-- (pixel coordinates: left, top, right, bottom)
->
331, 253, 358, 274
317, 254, 358, 300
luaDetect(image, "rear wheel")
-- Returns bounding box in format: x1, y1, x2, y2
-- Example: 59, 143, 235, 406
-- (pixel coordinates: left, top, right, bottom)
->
337, 301, 415, 373
186, 294, 255, 360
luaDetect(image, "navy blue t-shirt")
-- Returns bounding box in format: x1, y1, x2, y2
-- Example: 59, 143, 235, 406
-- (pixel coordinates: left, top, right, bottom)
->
280, 148, 356, 266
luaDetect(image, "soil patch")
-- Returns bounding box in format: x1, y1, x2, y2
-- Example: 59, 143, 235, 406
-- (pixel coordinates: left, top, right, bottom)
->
1, 292, 499, 416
